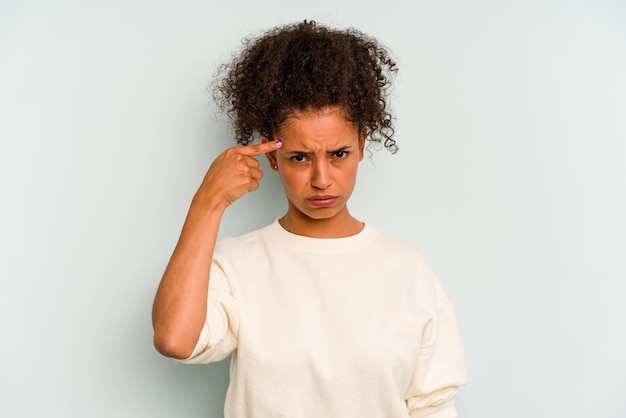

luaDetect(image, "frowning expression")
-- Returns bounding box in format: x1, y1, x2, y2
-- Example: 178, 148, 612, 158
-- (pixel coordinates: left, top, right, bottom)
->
264, 106, 365, 228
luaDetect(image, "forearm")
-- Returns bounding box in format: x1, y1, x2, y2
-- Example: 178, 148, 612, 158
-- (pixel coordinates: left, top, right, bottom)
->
152, 194, 226, 359
152, 140, 280, 359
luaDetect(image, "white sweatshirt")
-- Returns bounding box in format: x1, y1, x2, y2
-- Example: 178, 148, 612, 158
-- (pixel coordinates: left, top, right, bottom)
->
181, 220, 466, 417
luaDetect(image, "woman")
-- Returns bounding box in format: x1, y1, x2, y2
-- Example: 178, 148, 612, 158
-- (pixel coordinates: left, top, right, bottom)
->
152, 20, 466, 417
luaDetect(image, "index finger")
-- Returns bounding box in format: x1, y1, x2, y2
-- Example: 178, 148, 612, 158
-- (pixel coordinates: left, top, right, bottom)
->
239, 140, 283, 157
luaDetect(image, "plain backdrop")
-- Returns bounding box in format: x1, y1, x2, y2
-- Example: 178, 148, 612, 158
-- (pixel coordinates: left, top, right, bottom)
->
1, 0, 625, 417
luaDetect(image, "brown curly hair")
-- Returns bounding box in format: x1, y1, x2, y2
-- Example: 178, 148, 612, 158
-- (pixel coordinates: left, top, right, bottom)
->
213, 20, 399, 153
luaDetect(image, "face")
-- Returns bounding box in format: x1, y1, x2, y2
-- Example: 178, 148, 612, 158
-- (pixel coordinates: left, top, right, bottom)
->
263, 106, 365, 234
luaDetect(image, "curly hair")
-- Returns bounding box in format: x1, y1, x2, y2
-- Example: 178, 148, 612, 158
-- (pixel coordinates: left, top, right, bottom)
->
213, 20, 399, 153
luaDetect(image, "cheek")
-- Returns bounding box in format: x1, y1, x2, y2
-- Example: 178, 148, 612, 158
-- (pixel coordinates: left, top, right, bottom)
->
339, 163, 359, 184
278, 169, 305, 192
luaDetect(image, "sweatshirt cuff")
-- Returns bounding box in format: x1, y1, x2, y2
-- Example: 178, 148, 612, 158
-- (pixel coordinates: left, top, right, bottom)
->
409, 399, 458, 418
177, 322, 210, 364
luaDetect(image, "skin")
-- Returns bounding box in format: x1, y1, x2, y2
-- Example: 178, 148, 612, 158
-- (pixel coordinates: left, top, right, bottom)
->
152, 105, 364, 359
264, 106, 365, 238
152, 140, 282, 359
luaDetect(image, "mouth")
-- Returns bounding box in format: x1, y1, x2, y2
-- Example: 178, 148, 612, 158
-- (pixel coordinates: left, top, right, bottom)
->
308, 195, 337, 207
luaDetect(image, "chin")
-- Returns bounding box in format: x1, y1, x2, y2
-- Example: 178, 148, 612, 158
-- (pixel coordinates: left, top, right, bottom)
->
300, 207, 344, 221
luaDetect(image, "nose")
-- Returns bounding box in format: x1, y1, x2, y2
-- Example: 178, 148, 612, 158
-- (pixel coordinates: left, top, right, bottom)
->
311, 159, 331, 190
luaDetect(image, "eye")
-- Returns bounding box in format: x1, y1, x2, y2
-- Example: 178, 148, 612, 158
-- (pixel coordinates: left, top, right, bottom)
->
291, 154, 307, 162
333, 150, 349, 159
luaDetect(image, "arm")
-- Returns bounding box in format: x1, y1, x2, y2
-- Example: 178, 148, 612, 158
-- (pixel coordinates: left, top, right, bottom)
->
406, 278, 467, 418
151, 140, 282, 359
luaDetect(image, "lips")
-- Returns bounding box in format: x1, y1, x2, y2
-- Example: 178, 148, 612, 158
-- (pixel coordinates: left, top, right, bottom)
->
308, 195, 337, 207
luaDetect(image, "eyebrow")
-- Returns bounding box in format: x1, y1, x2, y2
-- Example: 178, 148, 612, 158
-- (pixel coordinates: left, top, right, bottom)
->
285, 145, 353, 155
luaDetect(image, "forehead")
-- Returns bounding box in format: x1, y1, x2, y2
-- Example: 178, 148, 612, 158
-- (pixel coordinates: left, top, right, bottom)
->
278, 107, 359, 148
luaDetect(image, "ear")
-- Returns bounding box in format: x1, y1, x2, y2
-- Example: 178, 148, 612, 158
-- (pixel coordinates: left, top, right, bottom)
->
261, 136, 279, 171
358, 129, 366, 161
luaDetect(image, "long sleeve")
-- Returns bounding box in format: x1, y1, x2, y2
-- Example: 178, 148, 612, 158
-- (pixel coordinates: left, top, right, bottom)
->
405, 279, 467, 418
178, 259, 239, 364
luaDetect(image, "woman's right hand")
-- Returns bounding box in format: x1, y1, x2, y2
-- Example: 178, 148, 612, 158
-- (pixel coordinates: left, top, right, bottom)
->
152, 139, 282, 359
194, 140, 282, 209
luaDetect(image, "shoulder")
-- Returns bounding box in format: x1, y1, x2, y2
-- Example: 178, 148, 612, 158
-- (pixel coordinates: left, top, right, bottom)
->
366, 226, 451, 311
366, 225, 430, 268
215, 222, 274, 254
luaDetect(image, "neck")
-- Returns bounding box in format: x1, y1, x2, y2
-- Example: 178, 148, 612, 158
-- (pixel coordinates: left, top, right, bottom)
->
279, 208, 363, 239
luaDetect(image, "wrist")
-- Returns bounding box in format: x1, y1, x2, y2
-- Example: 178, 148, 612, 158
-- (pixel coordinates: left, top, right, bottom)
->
191, 190, 229, 214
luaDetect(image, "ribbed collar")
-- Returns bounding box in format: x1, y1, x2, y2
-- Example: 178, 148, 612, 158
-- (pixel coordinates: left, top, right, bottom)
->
263, 219, 378, 254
